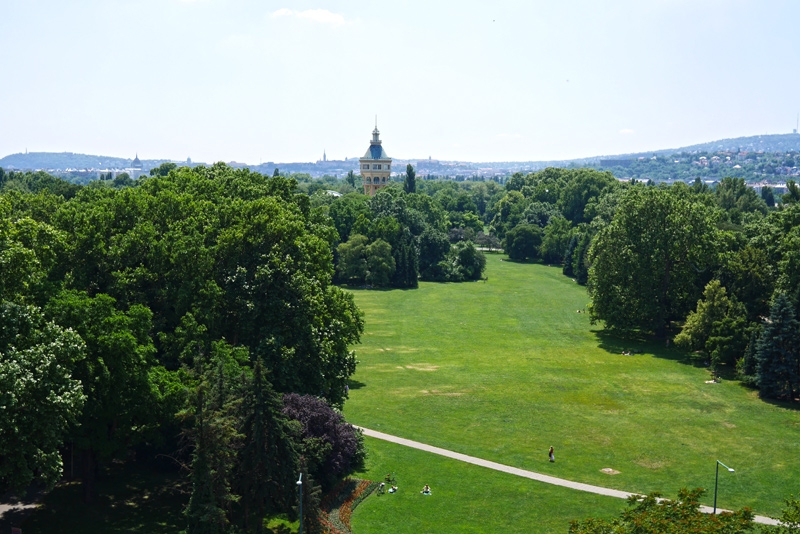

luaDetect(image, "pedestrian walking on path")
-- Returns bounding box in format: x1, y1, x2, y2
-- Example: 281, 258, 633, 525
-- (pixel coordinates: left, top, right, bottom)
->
549, 446, 555, 462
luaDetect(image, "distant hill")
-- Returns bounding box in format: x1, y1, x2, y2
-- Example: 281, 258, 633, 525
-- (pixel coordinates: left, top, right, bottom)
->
0, 152, 184, 171
597, 133, 800, 161
2, 133, 799, 176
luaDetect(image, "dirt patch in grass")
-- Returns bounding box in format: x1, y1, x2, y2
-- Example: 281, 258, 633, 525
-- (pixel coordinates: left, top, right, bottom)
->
405, 364, 439, 371
633, 457, 670, 469
420, 389, 463, 397
600, 468, 621, 475
721, 421, 737, 428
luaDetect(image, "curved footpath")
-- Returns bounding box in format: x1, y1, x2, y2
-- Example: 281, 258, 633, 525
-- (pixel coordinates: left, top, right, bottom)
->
357, 427, 780, 526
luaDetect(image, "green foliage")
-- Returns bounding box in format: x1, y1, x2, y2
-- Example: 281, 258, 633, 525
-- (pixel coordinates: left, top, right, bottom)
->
336, 234, 369, 283
756, 294, 800, 400
236, 360, 299, 531
150, 162, 178, 177
540, 216, 573, 264
569, 488, 755, 533
675, 280, 749, 370
365, 238, 395, 287
0, 301, 86, 491
418, 227, 451, 280
588, 186, 718, 335
505, 223, 542, 261
404, 164, 416, 194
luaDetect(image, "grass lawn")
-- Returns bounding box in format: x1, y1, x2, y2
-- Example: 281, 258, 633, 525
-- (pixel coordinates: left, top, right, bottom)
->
350, 436, 624, 533
343, 254, 800, 527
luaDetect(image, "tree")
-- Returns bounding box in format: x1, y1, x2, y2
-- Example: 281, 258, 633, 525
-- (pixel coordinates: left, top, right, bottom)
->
149, 162, 178, 177
588, 187, 718, 336
540, 216, 572, 264
783, 180, 800, 205
569, 488, 754, 533
0, 302, 86, 491
762, 186, 776, 207
404, 164, 417, 194
282, 394, 365, 489
236, 360, 299, 532
184, 343, 249, 533
328, 193, 370, 242
296, 459, 324, 534
365, 238, 395, 287
756, 293, 800, 400
345, 170, 358, 189
450, 241, 486, 281
45, 290, 158, 502
336, 234, 369, 284
505, 224, 542, 261
418, 227, 451, 280
737, 327, 760, 387
675, 280, 749, 371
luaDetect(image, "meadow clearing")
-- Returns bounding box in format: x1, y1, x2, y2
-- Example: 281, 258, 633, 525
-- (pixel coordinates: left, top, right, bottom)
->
344, 254, 800, 532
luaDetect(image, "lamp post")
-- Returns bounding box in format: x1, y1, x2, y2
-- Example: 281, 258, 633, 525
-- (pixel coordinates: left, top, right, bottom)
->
713, 460, 735, 514
297, 473, 303, 534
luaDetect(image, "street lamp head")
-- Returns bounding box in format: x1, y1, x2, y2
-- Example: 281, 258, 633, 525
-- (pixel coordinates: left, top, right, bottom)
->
728, 468, 735, 472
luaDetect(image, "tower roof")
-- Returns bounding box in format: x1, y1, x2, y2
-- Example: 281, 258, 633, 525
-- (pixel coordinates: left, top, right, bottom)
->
363, 145, 389, 159
132, 153, 142, 168
360, 123, 390, 160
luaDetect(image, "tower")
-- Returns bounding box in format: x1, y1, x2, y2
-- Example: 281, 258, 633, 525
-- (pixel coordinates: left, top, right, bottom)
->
359, 121, 392, 196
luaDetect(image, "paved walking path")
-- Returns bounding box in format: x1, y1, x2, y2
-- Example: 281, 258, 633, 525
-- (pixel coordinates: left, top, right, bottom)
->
358, 426, 780, 526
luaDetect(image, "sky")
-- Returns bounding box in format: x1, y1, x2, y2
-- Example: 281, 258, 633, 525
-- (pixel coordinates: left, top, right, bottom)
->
1, 0, 799, 164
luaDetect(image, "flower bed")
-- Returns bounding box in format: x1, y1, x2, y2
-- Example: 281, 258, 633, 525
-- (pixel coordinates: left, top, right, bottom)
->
319, 478, 378, 534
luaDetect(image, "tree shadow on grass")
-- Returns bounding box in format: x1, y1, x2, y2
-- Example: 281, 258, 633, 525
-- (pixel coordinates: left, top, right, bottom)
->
591, 329, 704, 367
347, 379, 367, 390
21, 459, 188, 534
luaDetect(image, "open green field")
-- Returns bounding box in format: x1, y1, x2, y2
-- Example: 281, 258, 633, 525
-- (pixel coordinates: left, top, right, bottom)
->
351, 436, 624, 533
344, 254, 800, 529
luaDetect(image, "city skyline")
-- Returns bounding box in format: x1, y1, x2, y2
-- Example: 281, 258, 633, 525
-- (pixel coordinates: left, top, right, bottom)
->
1, 0, 799, 164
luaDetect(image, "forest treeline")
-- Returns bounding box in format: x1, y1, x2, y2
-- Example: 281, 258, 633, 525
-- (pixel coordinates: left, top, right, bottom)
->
4, 162, 800, 531
0, 164, 366, 533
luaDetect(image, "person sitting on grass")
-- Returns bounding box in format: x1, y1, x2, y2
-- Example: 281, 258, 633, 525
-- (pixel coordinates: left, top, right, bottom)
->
421, 484, 431, 495
389, 485, 397, 493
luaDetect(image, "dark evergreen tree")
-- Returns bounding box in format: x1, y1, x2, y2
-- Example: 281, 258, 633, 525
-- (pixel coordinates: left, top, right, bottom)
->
186, 389, 228, 534
572, 233, 592, 285
404, 164, 416, 194
737, 326, 760, 387
563, 235, 578, 277
761, 185, 775, 207
236, 360, 299, 532
756, 294, 800, 400
391, 230, 419, 288
296, 459, 324, 534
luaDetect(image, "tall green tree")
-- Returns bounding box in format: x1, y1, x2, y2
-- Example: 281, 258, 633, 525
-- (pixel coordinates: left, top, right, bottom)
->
504, 224, 542, 261
404, 163, 416, 194
756, 293, 800, 400
365, 238, 395, 287
336, 234, 369, 284
588, 187, 718, 336
45, 290, 157, 502
236, 360, 299, 533
0, 302, 86, 491
674, 280, 748, 371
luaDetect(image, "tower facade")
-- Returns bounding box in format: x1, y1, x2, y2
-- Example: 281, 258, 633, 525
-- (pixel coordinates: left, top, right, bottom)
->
360, 124, 391, 196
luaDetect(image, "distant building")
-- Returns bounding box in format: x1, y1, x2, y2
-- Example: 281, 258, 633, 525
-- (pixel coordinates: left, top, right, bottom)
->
131, 154, 144, 179
360, 124, 392, 196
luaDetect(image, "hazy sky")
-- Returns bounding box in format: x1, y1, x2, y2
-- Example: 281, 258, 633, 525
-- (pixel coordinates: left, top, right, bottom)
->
1, 0, 799, 164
